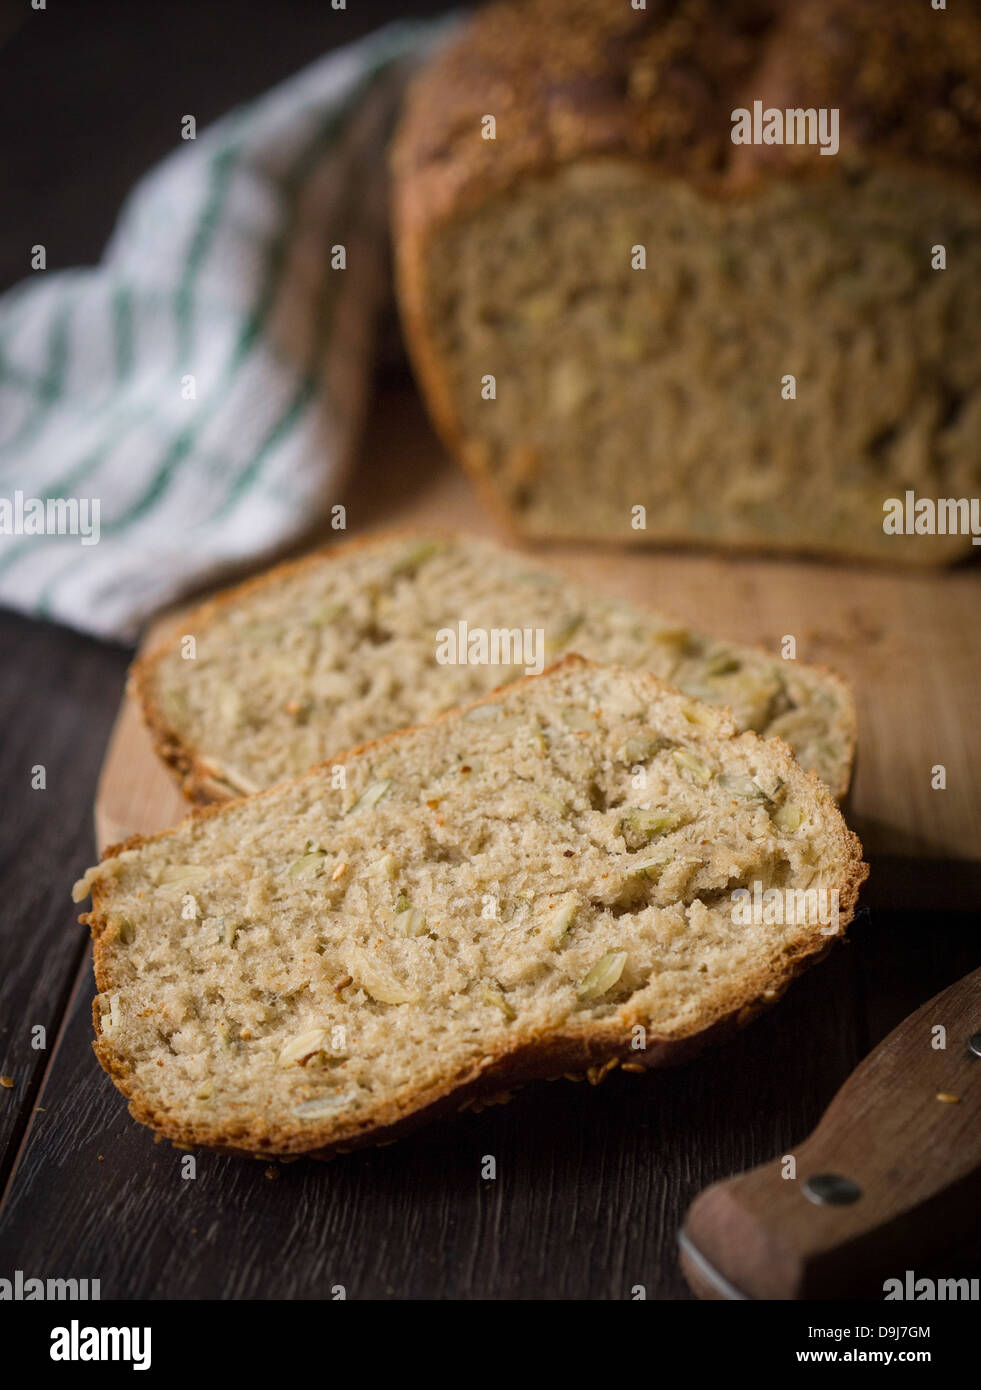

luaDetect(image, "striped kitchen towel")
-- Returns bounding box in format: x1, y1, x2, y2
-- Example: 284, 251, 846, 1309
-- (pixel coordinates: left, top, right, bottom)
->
0, 18, 451, 643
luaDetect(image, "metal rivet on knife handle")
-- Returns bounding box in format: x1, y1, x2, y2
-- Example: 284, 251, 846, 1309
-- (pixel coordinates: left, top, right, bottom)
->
802, 1173, 862, 1206
968, 1033, 981, 1059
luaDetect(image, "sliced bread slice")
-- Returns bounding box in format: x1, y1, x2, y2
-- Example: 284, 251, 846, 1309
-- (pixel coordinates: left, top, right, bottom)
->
75, 658, 867, 1159
133, 532, 855, 801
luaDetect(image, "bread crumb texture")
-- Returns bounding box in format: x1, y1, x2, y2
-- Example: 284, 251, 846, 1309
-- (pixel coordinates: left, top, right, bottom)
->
136, 534, 855, 801
80, 659, 867, 1158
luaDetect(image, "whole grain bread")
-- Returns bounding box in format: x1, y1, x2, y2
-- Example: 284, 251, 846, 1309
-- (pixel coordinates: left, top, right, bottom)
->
392, 0, 981, 563
133, 532, 856, 801
75, 658, 867, 1159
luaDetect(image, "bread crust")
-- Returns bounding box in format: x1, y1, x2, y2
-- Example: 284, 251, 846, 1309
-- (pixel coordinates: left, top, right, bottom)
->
85, 654, 868, 1160
131, 528, 857, 809
393, 0, 981, 213
390, 0, 981, 564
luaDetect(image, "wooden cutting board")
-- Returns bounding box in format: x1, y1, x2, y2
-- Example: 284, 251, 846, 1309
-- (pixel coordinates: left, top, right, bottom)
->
96, 384, 981, 904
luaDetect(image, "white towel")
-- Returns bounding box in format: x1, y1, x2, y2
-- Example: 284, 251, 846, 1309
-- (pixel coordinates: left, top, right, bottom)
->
0, 19, 449, 643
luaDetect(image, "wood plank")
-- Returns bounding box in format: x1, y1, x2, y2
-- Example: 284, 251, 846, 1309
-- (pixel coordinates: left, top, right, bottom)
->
96, 387, 981, 878
0, 612, 130, 1186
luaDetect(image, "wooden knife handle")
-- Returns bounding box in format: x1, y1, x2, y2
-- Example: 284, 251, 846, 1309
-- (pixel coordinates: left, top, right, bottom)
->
682, 967, 981, 1300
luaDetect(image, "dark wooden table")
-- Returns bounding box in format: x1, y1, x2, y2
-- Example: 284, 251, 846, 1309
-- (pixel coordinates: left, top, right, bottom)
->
0, 0, 978, 1303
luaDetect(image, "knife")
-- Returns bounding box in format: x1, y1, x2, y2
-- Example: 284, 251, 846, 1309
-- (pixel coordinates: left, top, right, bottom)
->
680, 966, 981, 1300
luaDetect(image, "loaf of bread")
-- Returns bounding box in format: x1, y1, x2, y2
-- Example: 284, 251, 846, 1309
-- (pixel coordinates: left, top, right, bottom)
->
75, 658, 867, 1158
392, 0, 981, 564
133, 532, 855, 801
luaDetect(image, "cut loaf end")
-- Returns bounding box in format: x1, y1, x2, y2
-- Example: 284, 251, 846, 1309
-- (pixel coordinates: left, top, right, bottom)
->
406, 162, 981, 564
392, 0, 981, 564
76, 658, 867, 1159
